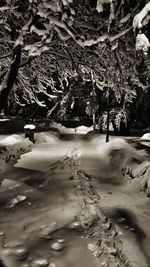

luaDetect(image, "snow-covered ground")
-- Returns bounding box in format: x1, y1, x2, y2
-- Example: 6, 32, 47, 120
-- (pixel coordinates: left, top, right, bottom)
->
0, 132, 61, 175
1, 130, 150, 267
0, 131, 147, 176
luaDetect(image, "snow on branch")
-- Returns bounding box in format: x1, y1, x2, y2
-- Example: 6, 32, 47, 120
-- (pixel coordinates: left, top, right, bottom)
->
133, 2, 150, 55
133, 2, 150, 30
136, 33, 150, 55
96, 0, 111, 13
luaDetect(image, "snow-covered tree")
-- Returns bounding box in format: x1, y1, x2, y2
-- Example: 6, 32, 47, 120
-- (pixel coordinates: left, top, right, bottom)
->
0, 0, 149, 129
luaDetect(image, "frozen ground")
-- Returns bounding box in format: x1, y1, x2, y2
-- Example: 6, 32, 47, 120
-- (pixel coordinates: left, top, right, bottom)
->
0, 132, 150, 267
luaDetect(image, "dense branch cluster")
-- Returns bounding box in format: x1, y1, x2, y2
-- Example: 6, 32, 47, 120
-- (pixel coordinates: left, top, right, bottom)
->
0, 0, 149, 128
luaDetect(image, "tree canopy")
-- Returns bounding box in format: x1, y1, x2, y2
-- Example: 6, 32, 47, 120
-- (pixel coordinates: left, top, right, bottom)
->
0, 0, 150, 129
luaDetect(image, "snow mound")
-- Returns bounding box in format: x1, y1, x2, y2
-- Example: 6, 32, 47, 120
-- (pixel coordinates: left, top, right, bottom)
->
96, 138, 144, 176
0, 134, 33, 150
140, 133, 150, 140
50, 122, 93, 134
15, 144, 69, 171
35, 132, 59, 144
0, 134, 24, 146
75, 126, 93, 134
0, 134, 33, 174
24, 124, 36, 130
50, 122, 75, 134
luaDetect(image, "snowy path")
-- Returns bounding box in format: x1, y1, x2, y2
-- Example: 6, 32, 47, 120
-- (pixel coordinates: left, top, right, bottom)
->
0, 135, 150, 267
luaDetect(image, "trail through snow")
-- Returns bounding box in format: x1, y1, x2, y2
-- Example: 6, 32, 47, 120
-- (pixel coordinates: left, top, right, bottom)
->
0, 133, 150, 267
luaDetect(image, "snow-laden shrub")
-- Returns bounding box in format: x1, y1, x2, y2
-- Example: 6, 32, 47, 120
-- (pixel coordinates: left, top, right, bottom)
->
101, 108, 129, 132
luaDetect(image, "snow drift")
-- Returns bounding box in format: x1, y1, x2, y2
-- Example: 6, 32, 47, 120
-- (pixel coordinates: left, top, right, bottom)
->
140, 133, 150, 140
75, 125, 93, 134
35, 132, 59, 144
94, 138, 150, 197
93, 138, 143, 175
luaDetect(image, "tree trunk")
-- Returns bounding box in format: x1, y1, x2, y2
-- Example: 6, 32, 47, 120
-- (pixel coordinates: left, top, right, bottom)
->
93, 112, 96, 132
106, 89, 110, 143
0, 45, 21, 114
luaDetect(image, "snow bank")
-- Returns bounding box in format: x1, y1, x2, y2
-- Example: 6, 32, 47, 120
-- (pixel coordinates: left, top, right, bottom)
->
0, 134, 33, 174
0, 134, 24, 146
50, 122, 75, 134
140, 133, 150, 140
0, 118, 10, 121
0, 132, 60, 174
75, 125, 93, 134
50, 122, 94, 135
95, 138, 144, 176
24, 124, 36, 130
15, 144, 70, 171
91, 137, 150, 196
138, 133, 150, 148
35, 132, 59, 144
